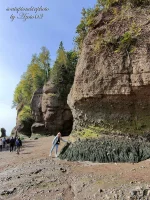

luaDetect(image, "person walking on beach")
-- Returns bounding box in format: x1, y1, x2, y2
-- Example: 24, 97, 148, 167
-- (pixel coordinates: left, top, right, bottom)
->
0, 139, 2, 151
6, 138, 10, 150
18, 138, 22, 149
15, 138, 21, 154
13, 137, 17, 151
10, 137, 15, 152
49, 132, 67, 157
2, 137, 6, 149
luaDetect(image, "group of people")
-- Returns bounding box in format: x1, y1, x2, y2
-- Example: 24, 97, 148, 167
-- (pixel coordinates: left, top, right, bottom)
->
0, 137, 22, 154
0, 132, 67, 157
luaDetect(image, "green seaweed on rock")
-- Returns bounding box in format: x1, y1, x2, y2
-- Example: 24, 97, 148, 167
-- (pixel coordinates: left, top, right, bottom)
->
59, 136, 150, 163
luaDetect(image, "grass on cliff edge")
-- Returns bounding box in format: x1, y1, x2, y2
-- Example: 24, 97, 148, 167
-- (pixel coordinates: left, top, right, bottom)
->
59, 136, 150, 163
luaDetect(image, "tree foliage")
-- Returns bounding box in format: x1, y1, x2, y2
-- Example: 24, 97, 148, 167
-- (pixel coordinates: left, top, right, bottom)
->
74, 5, 101, 52
18, 105, 32, 122
97, 0, 150, 8
13, 47, 50, 128
13, 47, 50, 108
74, 0, 149, 52
13, 42, 78, 128
50, 42, 78, 100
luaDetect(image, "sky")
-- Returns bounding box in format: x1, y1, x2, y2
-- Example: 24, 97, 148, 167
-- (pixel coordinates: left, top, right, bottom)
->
0, 0, 96, 136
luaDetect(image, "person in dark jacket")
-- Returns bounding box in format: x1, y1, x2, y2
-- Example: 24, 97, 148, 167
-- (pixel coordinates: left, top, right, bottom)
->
6, 138, 10, 150
15, 138, 21, 154
18, 138, 22, 147
0, 139, 2, 151
2, 137, 6, 149
10, 137, 15, 152
13, 137, 16, 151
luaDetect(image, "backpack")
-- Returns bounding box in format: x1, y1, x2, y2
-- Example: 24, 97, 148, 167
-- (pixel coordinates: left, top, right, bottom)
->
16, 140, 20, 146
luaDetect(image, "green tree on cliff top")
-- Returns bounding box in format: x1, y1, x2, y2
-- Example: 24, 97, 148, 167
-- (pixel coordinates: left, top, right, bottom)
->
13, 47, 50, 108
13, 47, 51, 125
51, 41, 78, 99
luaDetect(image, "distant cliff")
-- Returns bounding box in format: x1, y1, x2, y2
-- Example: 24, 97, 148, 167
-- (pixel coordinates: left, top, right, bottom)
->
68, 3, 150, 134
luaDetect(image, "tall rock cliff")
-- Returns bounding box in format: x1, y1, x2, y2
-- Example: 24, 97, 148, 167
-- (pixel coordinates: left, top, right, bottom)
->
31, 81, 73, 136
68, 4, 150, 134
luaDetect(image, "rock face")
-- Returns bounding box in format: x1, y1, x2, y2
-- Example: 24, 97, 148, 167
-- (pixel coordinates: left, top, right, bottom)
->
12, 119, 33, 137
0, 128, 6, 137
12, 103, 33, 137
31, 81, 73, 136
68, 5, 150, 133
31, 88, 43, 123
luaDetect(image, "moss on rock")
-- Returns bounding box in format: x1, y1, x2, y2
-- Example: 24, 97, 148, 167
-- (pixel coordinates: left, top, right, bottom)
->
71, 126, 104, 140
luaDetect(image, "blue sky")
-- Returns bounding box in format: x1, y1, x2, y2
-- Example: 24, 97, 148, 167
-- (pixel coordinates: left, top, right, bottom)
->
0, 0, 96, 136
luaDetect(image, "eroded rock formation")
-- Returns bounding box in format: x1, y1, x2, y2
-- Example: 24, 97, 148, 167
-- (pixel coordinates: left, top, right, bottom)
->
12, 103, 33, 137
0, 128, 6, 137
68, 5, 150, 134
12, 81, 73, 137
31, 81, 73, 136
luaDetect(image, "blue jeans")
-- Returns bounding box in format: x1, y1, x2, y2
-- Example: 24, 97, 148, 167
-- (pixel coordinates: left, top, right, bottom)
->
50, 144, 59, 156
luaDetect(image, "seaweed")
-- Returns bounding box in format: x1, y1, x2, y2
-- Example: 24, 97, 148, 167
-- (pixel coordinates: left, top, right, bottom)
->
59, 137, 150, 163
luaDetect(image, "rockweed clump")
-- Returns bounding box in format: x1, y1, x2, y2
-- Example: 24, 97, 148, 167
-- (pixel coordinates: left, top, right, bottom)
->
59, 136, 150, 163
